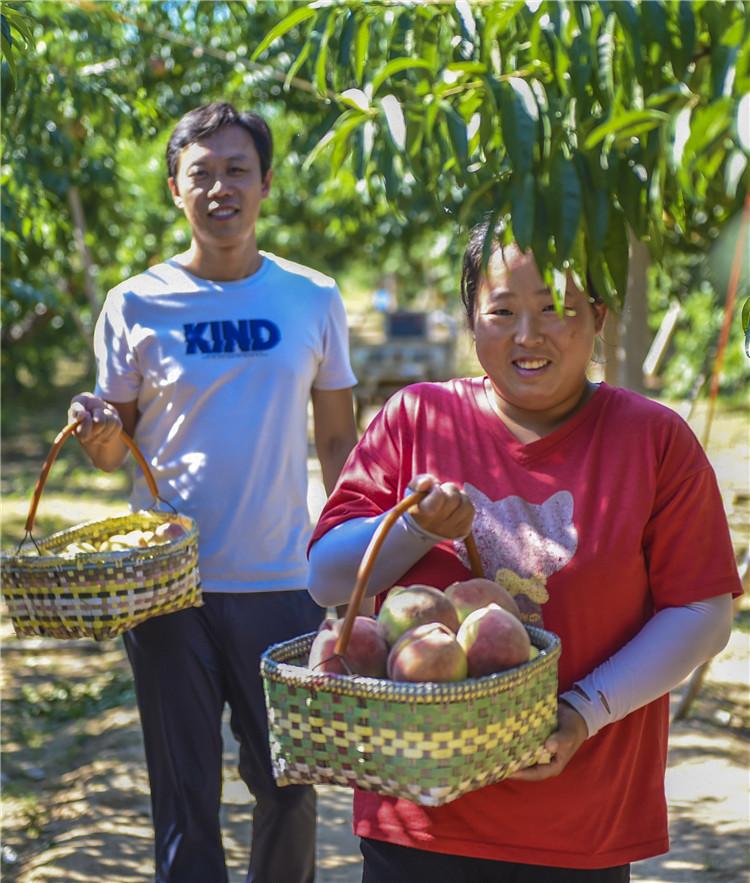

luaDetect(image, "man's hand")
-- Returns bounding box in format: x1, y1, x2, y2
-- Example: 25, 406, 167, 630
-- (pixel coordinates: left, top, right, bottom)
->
68, 392, 124, 444
507, 700, 589, 782
406, 474, 475, 539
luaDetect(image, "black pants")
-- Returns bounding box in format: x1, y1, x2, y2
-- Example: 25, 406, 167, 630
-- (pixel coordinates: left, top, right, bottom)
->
361, 839, 630, 883
124, 591, 324, 883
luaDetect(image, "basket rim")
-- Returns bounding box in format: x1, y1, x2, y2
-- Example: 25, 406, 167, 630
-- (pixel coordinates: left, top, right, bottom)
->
1, 510, 198, 567
261, 624, 561, 703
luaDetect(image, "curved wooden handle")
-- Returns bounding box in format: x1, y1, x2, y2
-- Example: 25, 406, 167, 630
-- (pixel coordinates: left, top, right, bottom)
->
333, 491, 484, 657
24, 420, 161, 534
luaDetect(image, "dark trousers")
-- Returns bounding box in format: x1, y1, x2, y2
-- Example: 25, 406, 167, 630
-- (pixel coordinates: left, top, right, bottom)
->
124, 591, 324, 883
361, 839, 631, 883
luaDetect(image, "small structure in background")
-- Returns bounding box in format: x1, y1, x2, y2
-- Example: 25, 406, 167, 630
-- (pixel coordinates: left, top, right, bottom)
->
350, 306, 458, 426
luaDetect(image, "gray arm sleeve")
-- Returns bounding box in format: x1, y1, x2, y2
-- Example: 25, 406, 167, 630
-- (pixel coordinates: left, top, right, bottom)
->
308, 514, 442, 607
560, 594, 734, 738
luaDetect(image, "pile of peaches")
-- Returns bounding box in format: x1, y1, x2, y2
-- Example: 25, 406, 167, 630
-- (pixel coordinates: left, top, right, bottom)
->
308, 578, 538, 683
57, 520, 187, 557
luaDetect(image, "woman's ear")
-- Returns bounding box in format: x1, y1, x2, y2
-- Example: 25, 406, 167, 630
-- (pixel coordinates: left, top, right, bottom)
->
593, 303, 607, 334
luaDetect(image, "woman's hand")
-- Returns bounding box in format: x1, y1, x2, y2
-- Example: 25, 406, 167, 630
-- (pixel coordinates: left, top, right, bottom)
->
406, 474, 475, 539
68, 392, 124, 444
507, 701, 589, 781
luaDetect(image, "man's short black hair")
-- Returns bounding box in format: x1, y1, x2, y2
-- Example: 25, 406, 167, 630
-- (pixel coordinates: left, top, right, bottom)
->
166, 101, 273, 179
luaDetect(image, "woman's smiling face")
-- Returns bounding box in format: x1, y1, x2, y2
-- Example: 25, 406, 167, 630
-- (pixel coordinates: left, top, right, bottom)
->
473, 245, 607, 431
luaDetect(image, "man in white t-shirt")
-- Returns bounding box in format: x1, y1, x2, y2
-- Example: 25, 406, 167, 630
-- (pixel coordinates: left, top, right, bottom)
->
68, 102, 358, 883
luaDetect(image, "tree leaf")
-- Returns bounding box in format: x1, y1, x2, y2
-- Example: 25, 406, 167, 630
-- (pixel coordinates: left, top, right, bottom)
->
499, 77, 539, 176
595, 15, 616, 100
251, 5, 319, 60
737, 93, 750, 153
442, 103, 468, 167
510, 172, 535, 252
550, 154, 582, 262
575, 152, 610, 252
380, 94, 406, 152
340, 87, 369, 112
603, 205, 629, 302
354, 16, 369, 84
372, 57, 432, 95
584, 109, 669, 149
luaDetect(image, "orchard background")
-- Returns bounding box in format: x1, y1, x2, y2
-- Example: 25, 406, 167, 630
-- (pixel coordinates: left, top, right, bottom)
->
1, 2, 748, 881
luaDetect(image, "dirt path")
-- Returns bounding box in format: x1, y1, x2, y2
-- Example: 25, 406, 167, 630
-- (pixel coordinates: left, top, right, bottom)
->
1, 616, 747, 883
2, 419, 748, 882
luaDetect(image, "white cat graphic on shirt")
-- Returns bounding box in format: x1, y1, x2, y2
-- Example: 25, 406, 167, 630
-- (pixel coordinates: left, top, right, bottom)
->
454, 484, 578, 625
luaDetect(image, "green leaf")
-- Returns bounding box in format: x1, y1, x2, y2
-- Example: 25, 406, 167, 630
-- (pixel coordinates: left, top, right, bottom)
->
499, 77, 539, 176
372, 57, 432, 95
380, 94, 406, 152
314, 10, 337, 96
251, 5, 319, 60
603, 205, 629, 302
737, 94, 750, 153
612, 0, 642, 66
510, 172, 535, 251
742, 297, 750, 357
569, 31, 593, 96
584, 109, 669, 149
354, 17, 370, 84
442, 103, 468, 167
711, 44, 737, 99
595, 15, 616, 100
550, 155, 582, 262
670, 0, 695, 78
284, 40, 311, 91
531, 183, 552, 275
575, 152, 610, 252
641, 0, 668, 51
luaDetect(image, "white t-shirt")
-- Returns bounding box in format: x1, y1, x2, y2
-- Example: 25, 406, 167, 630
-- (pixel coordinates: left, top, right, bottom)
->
94, 253, 357, 592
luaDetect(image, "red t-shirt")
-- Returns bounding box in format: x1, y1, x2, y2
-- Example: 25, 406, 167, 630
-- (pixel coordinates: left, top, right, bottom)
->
310, 379, 741, 869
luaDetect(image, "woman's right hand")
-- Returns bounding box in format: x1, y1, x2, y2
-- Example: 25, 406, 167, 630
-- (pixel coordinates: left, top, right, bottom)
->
406, 474, 475, 539
68, 392, 123, 445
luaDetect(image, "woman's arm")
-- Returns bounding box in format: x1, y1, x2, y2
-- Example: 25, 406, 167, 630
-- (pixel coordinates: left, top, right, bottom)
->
308, 474, 475, 608
559, 593, 734, 737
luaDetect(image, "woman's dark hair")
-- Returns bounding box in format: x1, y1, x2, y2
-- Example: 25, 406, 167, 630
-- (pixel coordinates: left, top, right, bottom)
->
166, 101, 273, 179
460, 219, 603, 328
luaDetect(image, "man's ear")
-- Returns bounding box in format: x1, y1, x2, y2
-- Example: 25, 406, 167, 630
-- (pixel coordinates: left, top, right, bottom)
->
168, 177, 184, 209
261, 168, 273, 199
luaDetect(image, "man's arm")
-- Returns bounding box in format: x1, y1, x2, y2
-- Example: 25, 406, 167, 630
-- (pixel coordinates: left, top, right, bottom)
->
310, 387, 358, 495
68, 393, 139, 472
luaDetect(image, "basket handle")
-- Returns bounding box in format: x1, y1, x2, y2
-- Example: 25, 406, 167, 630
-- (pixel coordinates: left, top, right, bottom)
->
333, 490, 484, 657
23, 420, 164, 535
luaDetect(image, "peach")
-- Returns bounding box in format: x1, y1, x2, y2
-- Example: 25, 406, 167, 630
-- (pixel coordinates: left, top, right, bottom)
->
456, 603, 532, 677
444, 577, 521, 623
154, 521, 188, 543
307, 616, 389, 678
377, 584, 459, 646
387, 622, 468, 683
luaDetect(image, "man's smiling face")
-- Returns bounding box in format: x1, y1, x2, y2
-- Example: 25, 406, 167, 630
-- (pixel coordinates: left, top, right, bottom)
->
168, 124, 272, 250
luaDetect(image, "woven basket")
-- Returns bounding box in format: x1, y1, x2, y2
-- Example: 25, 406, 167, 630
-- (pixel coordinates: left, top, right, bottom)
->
1, 420, 201, 641
262, 493, 561, 807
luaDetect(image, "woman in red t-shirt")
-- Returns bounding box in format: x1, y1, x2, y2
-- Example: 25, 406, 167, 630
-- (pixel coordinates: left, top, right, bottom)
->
308, 223, 740, 883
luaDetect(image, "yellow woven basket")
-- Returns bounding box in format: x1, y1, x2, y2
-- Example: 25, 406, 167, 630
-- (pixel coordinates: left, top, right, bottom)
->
262, 492, 561, 807
1, 421, 202, 641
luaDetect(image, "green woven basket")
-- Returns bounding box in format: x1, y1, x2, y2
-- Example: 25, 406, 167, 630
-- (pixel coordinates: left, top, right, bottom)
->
1, 421, 201, 641
262, 492, 561, 807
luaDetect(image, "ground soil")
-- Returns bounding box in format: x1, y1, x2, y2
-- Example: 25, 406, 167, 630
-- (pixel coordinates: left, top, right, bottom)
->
1, 404, 748, 883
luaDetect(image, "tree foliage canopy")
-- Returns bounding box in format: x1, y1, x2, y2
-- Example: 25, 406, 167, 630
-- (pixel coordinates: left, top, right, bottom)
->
1, 0, 748, 400
254, 0, 750, 307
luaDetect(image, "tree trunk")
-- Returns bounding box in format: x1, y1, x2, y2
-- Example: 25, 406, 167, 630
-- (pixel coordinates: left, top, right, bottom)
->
620, 231, 650, 392
601, 310, 621, 386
